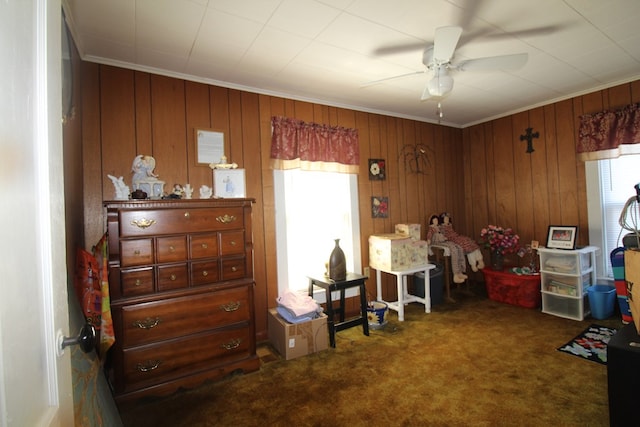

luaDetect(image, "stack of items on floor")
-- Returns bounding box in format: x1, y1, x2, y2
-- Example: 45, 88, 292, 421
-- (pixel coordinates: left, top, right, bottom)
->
268, 290, 328, 360
368, 223, 429, 271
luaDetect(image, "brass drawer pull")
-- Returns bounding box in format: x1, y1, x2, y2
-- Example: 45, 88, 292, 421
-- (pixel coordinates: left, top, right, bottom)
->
201, 243, 208, 249
216, 214, 236, 224
221, 339, 241, 350
133, 317, 161, 329
136, 360, 162, 372
135, 279, 142, 286
184, 212, 190, 218
170, 274, 176, 281
131, 218, 156, 229
169, 245, 175, 252
231, 266, 237, 272
221, 301, 240, 312
230, 241, 237, 246
202, 270, 208, 277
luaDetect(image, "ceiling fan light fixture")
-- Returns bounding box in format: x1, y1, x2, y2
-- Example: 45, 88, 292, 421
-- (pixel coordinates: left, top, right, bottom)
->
427, 68, 454, 97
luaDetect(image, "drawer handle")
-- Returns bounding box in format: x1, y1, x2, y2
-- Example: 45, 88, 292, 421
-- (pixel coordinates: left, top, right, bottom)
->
231, 266, 237, 272
131, 218, 156, 229
230, 241, 237, 246
216, 214, 236, 224
202, 270, 208, 277
201, 243, 208, 249
133, 317, 161, 329
136, 360, 162, 372
170, 274, 176, 281
221, 339, 241, 350
184, 212, 190, 218
135, 279, 141, 287
169, 245, 175, 252
221, 301, 240, 312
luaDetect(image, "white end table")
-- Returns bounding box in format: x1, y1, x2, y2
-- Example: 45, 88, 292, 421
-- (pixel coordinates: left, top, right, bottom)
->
373, 264, 435, 321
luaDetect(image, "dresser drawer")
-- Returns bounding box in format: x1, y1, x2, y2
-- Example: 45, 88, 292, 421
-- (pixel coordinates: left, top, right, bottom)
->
120, 239, 153, 267
220, 230, 245, 256
121, 268, 154, 297
190, 233, 218, 259
156, 236, 187, 263
121, 325, 252, 392
119, 287, 251, 347
221, 256, 246, 280
119, 207, 245, 237
157, 264, 188, 291
191, 260, 219, 286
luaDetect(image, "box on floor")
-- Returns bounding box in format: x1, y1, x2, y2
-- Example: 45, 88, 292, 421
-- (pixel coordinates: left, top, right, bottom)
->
268, 308, 328, 360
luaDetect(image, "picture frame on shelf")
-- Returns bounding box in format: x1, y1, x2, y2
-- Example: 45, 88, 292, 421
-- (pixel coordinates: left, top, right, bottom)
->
213, 169, 246, 198
546, 225, 577, 250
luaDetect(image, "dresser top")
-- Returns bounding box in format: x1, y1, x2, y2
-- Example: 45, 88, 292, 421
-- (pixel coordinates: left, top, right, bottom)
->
104, 198, 255, 210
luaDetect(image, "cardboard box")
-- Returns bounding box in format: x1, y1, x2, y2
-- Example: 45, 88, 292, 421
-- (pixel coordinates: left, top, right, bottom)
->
395, 223, 421, 241
369, 233, 429, 271
268, 309, 328, 360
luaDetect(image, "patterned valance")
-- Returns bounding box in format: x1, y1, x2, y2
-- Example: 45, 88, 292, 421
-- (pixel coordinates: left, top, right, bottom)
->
270, 116, 359, 174
578, 102, 640, 161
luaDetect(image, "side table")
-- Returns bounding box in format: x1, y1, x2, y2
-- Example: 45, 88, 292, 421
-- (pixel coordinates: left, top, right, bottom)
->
372, 264, 435, 321
308, 273, 369, 348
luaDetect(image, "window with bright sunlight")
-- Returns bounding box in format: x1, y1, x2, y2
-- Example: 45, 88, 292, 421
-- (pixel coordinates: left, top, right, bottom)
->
588, 154, 640, 278
274, 169, 361, 300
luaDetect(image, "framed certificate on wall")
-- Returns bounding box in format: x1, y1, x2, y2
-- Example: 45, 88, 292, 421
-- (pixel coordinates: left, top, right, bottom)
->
213, 169, 246, 198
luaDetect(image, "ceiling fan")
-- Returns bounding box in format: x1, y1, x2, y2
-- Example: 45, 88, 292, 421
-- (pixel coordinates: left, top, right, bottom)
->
363, 25, 528, 102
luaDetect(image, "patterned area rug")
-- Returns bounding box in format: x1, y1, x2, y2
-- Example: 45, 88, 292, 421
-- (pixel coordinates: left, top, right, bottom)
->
557, 324, 617, 365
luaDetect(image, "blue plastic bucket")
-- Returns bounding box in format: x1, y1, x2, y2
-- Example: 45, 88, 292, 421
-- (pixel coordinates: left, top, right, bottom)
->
587, 285, 616, 320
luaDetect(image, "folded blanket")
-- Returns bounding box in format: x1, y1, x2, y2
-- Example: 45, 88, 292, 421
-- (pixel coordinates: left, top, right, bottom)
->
276, 289, 321, 317
276, 305, 318, 324
545, 256, 575, 273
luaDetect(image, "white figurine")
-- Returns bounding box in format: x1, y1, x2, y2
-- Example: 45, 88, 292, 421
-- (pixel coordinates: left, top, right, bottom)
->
107, 174, 130, 200
184, 184, 194, 199
131, 154, 165, 198
199, 185, 212, 199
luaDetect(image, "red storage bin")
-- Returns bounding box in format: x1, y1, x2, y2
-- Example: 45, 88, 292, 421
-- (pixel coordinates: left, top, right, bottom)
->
483, 269, 541, 308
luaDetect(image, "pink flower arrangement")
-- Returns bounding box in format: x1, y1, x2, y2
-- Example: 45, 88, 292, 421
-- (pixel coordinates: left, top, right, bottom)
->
480, 225, 520, 255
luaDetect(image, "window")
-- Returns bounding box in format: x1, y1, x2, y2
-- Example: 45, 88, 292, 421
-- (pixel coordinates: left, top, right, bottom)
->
586, 154, 640, 278
274, 169, 361, 300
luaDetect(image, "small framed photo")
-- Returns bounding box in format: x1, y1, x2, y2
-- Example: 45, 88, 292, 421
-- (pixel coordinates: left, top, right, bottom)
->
371, 196, 388, 218
546, 226, 577, 250
368, 159, 386, 180
213, 169, 246, 198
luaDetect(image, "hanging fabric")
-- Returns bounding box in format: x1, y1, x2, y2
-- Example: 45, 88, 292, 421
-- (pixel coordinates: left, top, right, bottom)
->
577, 102, 640, 160
270, 116, 359, 173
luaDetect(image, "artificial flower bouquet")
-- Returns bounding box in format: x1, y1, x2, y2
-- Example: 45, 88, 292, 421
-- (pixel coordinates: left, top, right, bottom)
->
480, 225, 520, 255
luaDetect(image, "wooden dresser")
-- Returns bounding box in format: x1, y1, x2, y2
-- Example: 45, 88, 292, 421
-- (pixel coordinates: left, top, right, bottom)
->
104, 199, 259, 405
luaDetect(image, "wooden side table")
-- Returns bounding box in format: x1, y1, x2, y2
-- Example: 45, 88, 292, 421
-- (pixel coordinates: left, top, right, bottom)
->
308, 273, 369, 348
372, 264, 435, 321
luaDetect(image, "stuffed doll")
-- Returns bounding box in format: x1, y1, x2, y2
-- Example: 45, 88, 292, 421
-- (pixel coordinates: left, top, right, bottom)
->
426, 214, 468, 283
439, 212, 485, 272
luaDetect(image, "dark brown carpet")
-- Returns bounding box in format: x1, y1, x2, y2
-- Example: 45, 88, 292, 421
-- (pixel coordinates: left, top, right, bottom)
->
120, 285, 622, 427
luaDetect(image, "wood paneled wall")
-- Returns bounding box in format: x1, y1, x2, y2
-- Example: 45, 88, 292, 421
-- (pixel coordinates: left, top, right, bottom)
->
80, 62, 639, 341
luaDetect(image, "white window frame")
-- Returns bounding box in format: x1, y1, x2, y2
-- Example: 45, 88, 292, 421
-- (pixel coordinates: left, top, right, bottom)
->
273, 169, 362, 303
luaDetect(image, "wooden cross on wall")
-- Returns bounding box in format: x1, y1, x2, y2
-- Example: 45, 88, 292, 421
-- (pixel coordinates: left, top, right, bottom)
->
520, 127, 539, 154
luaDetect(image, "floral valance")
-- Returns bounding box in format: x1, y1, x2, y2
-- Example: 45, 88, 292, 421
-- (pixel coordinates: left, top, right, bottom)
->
577, 102, 640, 161
270, 116, 359, 174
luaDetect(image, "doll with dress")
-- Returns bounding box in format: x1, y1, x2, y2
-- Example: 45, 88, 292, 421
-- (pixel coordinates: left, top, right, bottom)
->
426, 214, 468, 283
439, 212, 485, 272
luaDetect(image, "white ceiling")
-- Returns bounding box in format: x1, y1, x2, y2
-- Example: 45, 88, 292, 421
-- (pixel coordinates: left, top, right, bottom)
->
62, 0, 640, 127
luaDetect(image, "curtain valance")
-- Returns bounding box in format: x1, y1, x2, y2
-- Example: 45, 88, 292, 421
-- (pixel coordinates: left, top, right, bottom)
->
578, 102, 640, 160
270, 116, 359, 174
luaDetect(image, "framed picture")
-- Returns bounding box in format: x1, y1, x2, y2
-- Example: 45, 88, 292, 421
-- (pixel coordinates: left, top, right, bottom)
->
546, 226, 577, 250
213, 169, 246, 198
196, 128, 225, 165
371, 196, 388, 218
368, 159, 386, 180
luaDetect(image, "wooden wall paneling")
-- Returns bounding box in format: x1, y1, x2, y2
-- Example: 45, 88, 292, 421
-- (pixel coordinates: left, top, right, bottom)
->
483, 123, 498, 225
581, 91, 605, 116
149, 75, 187, 189
447, 128, 465, 233
294, 99, 314, 121
542, 104, 562, 227
184, 81, 213, 189
491, 117, 517, 228
571, 97, 589, 248
227, 89, 245, 168
511, 111, 535, 244
466, 125, 489, 236
81, 61, 104, 248
100, 67, 137, 197
420, 122, 437, 225
608, 84, 633, 111
402, 120, 421, 223
210, 85, 230, 146
632, 80, 640, 101
356, 111, 373, 285
134, 71, 152, 156
528, 107, 551, 243
553, 100, 580, 228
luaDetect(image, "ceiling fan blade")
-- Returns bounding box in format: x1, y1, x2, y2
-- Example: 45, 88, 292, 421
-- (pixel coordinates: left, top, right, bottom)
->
433, 26, 463, 62
360, 70, 426, 88
372, 41, 428, 56
456, 53, 528, 71
420, 84, 432, 101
